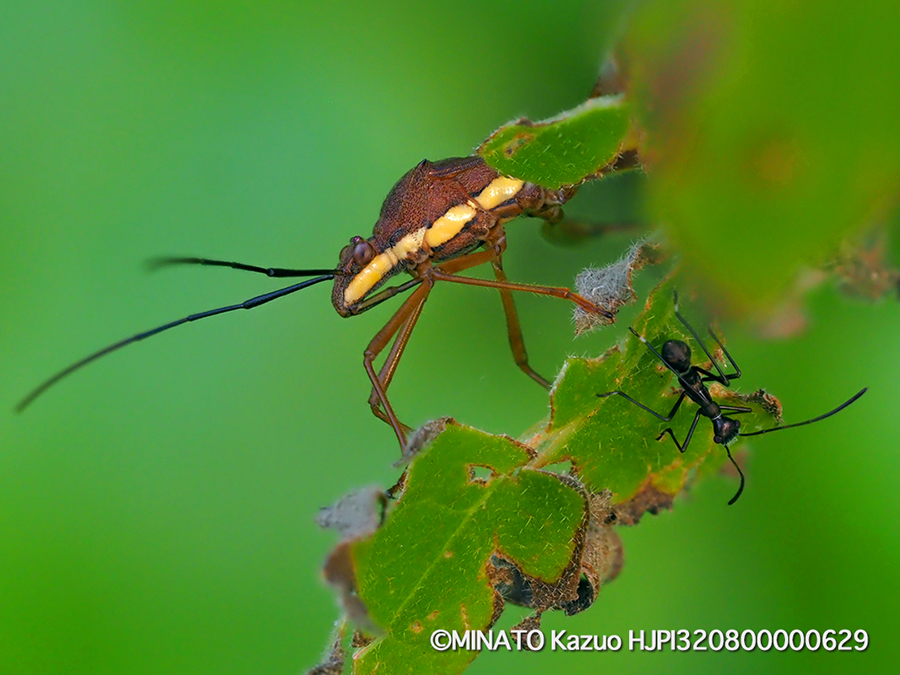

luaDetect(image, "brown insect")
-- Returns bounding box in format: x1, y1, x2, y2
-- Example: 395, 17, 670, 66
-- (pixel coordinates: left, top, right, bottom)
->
18, 155, 615, 449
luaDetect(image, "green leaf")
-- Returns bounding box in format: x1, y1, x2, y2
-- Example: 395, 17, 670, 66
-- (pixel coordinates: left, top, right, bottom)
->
348, 423, 588, 675
524, 276, 780, 503
317, 274, 783, 675
622, 0, 900, 308
476, 95, 633, 189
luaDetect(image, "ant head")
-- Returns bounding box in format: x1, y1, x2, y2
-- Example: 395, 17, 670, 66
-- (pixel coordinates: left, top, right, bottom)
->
712, 416, 741, 445
662, 340, 692, 373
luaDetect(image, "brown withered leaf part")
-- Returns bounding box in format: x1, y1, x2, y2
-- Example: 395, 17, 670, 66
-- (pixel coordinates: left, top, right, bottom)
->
590, 55, 628, 99
317, 484, 394, 629
830, 226, 900, 300
509, 612, 542, 650
611, 481, 675, 526
752, 267, 826, 339
323, 541, 374, 631
487, 474, 589, 616
305, 638, 345, 675
571, 491, 625, 613
351, 630, 373, 649
711, 385, 783, 424
488, 486, 623, 623
395, 417, 452, 467
573, 238, 667, 334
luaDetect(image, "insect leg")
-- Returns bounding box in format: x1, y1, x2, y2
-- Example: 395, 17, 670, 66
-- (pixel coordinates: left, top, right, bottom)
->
656, 408, 703, 453
426, 240, 550, 388
367, 289, 429, 430
363, 281, 433, 448
540, 218, 639, 247
673, 291, 734, 385
706, 325, 741, 381
597, 389, 687, 422
491, 254, 551, 389
430, 268, 614, 319
719, 405, 753, 413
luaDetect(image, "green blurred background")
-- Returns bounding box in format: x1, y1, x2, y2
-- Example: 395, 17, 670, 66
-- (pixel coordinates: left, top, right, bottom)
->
1, 1, 898, 674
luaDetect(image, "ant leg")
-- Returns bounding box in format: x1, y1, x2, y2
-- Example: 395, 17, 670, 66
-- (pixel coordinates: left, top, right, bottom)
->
706, 325, 741, 381
672, 291, 734, 385
656, 408, 703, 453
597, 390, 687, 422
719, 405, 753, 414
363, 281, 433, 448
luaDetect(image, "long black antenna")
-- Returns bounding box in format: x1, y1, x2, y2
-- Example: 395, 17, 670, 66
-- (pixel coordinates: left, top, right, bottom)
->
740, 388, 867, 438
725, 446, 745, 506
147, 256, 338, 278
16, 274, 334, 412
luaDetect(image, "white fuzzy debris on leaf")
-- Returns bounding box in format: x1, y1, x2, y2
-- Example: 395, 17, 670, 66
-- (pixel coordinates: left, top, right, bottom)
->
573, 238, 663, 334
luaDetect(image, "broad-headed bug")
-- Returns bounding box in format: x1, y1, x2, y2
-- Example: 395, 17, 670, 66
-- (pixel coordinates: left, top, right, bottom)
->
597, 292, 867, 504
19, 155, 617, 448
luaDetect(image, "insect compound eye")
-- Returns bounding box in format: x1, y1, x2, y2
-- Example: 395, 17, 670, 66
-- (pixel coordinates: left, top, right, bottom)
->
713, 435, 723, 444
352, 240, 376, 267
735, 420, 741, 429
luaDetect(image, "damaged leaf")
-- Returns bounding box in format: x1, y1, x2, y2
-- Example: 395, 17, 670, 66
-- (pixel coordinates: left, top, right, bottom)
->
476, 94, 635, 189
324, 423, 593, 675
523, 276, 781, 509
492, 490, 624, 622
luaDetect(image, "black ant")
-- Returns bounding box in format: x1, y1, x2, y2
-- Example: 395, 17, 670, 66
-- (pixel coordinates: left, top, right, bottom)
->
597, 292, 867, 505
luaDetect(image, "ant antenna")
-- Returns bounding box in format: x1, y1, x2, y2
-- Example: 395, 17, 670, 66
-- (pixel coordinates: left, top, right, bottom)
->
16, 274, 335, 412
739, 388, 867, 438
725, 446, 745, 506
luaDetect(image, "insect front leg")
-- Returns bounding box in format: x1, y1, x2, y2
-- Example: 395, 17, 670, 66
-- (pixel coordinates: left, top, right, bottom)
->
363, 280, 433, 448
656, 408, 703, 453
597, 389, 687, 422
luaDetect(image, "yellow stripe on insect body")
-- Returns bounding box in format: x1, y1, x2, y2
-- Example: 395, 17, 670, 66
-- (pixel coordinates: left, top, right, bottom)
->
343, 228, 427, 305
474, 176, 524, 210
343, 176, 525, 305
424, 176, 524, 248
424, 203, 477, 248
343, 251, 396, 305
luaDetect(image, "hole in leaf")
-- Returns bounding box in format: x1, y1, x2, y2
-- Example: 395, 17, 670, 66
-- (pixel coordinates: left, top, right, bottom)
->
468, 465, 496, 485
